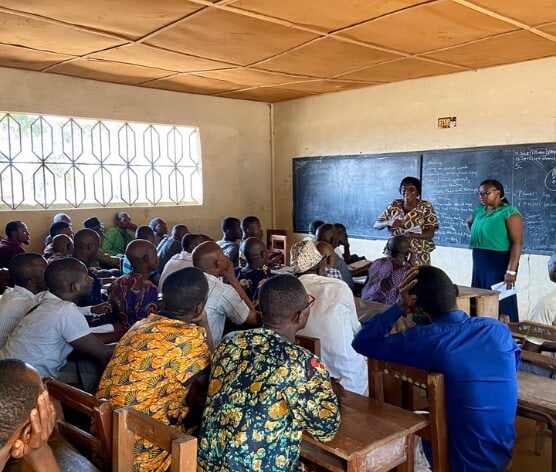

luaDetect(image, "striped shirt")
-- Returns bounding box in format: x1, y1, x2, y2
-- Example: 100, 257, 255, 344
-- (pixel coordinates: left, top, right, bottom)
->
0, 291, 91, 377
204, 273, 249, 345
0, 286, 44, 349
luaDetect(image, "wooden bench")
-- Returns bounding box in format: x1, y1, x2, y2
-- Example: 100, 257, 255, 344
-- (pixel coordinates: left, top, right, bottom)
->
113, 407, 197, 472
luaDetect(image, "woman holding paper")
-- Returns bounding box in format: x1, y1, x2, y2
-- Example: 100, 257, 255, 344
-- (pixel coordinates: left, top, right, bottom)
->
467, 179, 523, 322
374, 176, 438, 266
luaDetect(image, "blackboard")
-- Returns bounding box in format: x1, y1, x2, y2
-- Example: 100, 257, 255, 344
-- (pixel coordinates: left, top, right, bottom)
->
292, 153, 421, 240
292, 143, 556, 255
422, 144, 556, 254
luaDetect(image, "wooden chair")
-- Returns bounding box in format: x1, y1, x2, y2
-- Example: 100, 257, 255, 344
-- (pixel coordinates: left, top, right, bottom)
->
44, 377, 112, 471
269, 233, 288, 265
295, 334, 321, 357
367, 359, 449, 472
266, 229, 287, 251
113, 407, 197, 472
502, 318, 556, 458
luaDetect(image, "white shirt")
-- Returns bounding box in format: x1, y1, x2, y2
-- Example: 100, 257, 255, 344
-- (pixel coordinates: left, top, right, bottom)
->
158, 251, 194, 289
298, 273, 368, 394
0, 291, 91, 377
204, 273, 249, 345
526, 289, 556, 345
0, 286, 44, 349
334, 246, 344, 260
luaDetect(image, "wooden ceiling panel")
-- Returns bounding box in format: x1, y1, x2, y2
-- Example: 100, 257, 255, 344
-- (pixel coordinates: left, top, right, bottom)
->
219, 87, 316, 102
341, 0, 518, 54
423, 30, 556, 68
143, 74, 246, 95
91, 44, 234, 73
0, 1, 204, 39
146, 8, 318, 66
0, 12, 126, 56
49, 59, 171, 85
464, 0, 556, 27
253, 38, 400, 78
538, 22, 556, 36
193, 68, 309, 87
275, 80, 375, 94
230, 0, 430, 32
0, 44, 72, 71
337, 57, 462, 82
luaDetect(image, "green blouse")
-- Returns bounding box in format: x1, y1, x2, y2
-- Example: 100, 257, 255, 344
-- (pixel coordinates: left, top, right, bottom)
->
469, 203, 521, 251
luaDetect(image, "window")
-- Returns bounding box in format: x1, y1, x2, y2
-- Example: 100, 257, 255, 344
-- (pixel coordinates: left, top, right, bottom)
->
0, 112, 202, 210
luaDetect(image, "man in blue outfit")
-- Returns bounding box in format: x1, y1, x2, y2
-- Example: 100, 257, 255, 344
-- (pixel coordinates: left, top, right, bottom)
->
353, 266, 520, 471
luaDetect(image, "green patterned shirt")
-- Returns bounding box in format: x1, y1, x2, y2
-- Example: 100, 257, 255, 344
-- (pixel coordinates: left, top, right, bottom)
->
198, 328, 340, 471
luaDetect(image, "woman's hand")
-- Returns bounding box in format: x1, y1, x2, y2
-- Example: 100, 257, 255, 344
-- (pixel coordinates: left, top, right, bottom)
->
504, 272, 516, 290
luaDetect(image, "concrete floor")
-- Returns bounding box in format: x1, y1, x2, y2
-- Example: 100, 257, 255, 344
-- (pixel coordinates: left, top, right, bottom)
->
512, 416, 552, 471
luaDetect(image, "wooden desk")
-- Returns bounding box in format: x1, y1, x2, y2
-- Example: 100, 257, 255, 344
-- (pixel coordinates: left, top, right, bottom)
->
357, 298, 388, 323
517, 371, 556, 470
456, 285, 499, 319
301, 391, 428, 472
348, 260, 372, 277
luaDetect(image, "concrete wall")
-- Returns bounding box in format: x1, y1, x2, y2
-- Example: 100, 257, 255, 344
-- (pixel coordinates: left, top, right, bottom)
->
0, 68, 272, 252
273, 56, 556, 318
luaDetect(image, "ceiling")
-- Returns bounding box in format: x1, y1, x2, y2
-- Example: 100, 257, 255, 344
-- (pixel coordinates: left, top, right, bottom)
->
0, 0, 555, 102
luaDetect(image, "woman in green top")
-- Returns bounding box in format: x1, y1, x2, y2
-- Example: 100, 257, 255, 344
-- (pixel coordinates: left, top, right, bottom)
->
467, 179, 523, 321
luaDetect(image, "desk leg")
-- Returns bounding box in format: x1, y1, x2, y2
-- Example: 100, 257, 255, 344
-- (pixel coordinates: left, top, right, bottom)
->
477, 294, 499, 319
456, 298, 470, 315
396, 434, 415, 472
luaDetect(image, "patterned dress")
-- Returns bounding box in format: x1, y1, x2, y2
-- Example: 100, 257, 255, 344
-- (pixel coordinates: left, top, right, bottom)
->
197, 328, 340, 471
376, 199, 439, 266
361, 257, 412, 303
109, 272, 159, 327
96, 314, 210, 472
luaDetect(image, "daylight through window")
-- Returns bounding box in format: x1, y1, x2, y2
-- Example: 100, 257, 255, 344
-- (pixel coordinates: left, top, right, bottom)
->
0, 112, 202, 210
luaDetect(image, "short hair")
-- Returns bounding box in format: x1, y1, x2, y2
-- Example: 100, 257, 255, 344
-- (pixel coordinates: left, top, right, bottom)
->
49, 221, 71, 238
161, 267, 209, 313
334, 223, 346, 231
409, 266, 457, 318
8, 253, 45, 287
148, 218, 161, 230
53, 213, 71, 224
259, 274, 308, 324
171, 224, 188, 237
221, 217, 240, 232
479, 179, 510, 204
315, 223, 336, 244
0, 359, 41, 446
241, 216, 259, 231
386, 235, 410, 258
309, 220, 325, 234
44, 257, 85, 296
182, 233, 202, 252
135, 225, 154, 240
5, 221, 22, 238
399, 176, 421, 195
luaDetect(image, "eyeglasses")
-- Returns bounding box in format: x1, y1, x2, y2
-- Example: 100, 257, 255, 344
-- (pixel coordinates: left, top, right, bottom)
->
476, 190, 498, 197
298, 294, 316, 313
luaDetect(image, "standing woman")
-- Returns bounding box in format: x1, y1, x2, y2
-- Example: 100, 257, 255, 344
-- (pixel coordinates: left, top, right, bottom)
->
468, 179, 523, 322
374, 176, 439, 266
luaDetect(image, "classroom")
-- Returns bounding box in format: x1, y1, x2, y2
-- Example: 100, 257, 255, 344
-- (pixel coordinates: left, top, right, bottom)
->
0, 1, 554, 471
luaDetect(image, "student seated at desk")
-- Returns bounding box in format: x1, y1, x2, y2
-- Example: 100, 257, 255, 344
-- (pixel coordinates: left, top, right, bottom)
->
216, 217, 242, 268
315, 241, 342, 279
121, 226, 158, 281
148, 217, 167, 247
192, 242, 257, 345
334, 223, 365, 264
197, 274, 340, 471
361, 235, 411, 304
109, 240, 159, 328
0, 253, 47, 349
0, 359, 59, 472
316, 224, 354, 290
43, 222, 73, 259
97, 267, 212, 472
235, 237, 270, 301
159, 233, 203, 290
157, 223, 189, 271
353, 266, 520, 471
0, 258, 115, 385
292, 240, 368, 395
46, 234, 74, 263
303, 219, 324, 243
0, 220, 30, 268
101, 211, 135, 257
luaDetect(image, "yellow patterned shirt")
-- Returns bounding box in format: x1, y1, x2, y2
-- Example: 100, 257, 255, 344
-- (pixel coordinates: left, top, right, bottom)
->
197, 328, 340, 471
96, 314, 210, 472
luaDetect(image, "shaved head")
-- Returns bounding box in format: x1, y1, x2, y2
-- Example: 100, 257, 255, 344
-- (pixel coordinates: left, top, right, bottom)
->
192, 241, 224, 272
73, 229, 100, 262
126, 239, 156, 263
315, 241, 334, 258
240, 237, 267, 263
172, 224, 189, 240
316, 223, 339, 247
51, 234, 74, 256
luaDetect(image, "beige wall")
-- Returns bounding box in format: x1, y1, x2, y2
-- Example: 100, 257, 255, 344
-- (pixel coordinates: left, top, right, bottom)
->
0, 67, 272, 252
273, 56, 556, 318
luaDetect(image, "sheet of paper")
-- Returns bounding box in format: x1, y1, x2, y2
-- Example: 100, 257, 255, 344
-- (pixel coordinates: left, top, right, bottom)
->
405, 225, 422, 234
490, 281, 517, 301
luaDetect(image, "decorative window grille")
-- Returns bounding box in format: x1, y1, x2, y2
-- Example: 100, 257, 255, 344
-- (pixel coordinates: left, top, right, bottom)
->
0, 112, 202, 210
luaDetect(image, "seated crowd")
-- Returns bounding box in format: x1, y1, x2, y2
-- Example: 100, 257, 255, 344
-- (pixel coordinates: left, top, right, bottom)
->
0, 212, 551, 471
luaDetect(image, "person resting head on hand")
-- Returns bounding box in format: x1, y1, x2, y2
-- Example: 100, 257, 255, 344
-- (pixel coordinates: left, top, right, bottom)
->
0, 359, 59, 471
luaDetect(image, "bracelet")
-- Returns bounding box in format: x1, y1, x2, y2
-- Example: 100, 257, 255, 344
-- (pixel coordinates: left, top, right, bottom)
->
506, 270, 517, 276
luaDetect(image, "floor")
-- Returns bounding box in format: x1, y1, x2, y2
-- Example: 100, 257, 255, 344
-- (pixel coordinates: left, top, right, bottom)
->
512, 416, 552, 471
